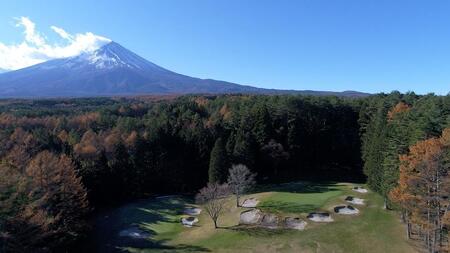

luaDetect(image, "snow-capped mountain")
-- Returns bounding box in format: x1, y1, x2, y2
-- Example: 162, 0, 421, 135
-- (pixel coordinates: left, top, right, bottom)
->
0, 42, 262, 97
0, 42, 369, 98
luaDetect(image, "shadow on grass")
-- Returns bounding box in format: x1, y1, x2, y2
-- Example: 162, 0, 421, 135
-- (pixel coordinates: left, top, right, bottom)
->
83, 196, 211, 253
115, 239, 211, 252
224, 225, 288, 237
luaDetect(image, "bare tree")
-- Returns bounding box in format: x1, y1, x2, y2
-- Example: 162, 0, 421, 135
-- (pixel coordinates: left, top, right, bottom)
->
196, 183, 230, 229
227, 164, 256, 207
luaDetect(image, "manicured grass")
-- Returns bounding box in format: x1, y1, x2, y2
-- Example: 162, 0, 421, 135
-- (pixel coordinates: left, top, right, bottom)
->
88, 182, 418, 253
257, 182, 342, 214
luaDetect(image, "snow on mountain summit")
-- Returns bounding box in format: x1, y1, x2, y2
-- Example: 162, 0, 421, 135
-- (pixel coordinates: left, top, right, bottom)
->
63, 41, 162, 71
0, 41, 258, 97
0, 41, 370, 97
84, 42, 143, 69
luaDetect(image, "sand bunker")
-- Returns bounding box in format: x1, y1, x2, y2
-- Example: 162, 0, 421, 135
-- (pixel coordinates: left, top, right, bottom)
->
307, 212, 334, 222
183, 207, 202, 216
352, 186, 368, 193
181, 217, 199, 227
260, 214, 279, 229
284, 217, 307, 230
334, 205, 359, 215
242, 198, 259, 208
345, 196, 364, 205
119, 227, 151, 239
240, 209, 262, 225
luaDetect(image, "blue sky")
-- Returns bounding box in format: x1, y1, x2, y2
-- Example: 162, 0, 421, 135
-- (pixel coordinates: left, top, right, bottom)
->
0, 0, 449, 94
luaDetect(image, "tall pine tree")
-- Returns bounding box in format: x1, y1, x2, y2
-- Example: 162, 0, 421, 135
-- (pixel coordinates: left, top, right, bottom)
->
209, 138, 228, 183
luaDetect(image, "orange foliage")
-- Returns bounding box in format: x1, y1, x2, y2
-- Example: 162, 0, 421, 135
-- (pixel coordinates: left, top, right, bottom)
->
57, 130, 69, 143
440, 128, 450, 146
68, 112, 100, 130
5, 128, 38, 169
194, 97, 209, 107
24, 151, 89, 243
387, 102, 411, 121
390, 128, 450, 249
219, 104, 232, 121
103, 130, 121, 153
118, 106, 128, 114
125, 131, 138, 147
74, 130, 101, 158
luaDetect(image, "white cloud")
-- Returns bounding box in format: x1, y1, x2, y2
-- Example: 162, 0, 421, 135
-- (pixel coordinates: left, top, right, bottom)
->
50, 26, 72, 40
0, 17, 111, 70
17, 17, 46, 46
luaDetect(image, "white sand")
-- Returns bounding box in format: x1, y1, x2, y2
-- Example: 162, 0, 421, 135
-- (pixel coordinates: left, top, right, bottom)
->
119, 227, 150, 239
352, 187, 368, 193
240, 209, 262, 225
181, 217, 199, 227
307, 212, 334, 222
242, 198, 260, 208
260, 214, 279, 229
334, 205, 359, 215
345, 196, 365, 205
285, 217, 307, 230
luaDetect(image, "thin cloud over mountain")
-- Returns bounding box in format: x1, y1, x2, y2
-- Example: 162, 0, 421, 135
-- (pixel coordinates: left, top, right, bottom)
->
0, 17, 110, 70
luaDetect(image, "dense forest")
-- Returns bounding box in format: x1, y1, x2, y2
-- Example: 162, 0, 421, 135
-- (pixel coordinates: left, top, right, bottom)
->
0, 93, 449, 252
360, 92, 450, 252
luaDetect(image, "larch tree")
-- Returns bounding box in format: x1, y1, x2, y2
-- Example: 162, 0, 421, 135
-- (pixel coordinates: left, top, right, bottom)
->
390, 128, 450, 253
25, 151, 89, 249
381, 102, 411, 209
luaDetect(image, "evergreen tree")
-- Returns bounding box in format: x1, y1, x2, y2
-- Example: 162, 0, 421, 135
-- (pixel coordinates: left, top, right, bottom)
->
209, 138, 228, 183
251, 104, 272, 146
232, 131, 256, 170
109, 142, 132, 201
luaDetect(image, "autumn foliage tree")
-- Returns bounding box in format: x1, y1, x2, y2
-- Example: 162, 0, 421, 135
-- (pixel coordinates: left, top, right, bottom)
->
390, 128, 450, 253
387, 102, 411, 122
1, 151, 89, 252
0, 93, 447, 251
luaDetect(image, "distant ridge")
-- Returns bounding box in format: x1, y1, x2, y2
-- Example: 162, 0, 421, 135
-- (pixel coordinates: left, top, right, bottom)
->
0, 42, 370, 98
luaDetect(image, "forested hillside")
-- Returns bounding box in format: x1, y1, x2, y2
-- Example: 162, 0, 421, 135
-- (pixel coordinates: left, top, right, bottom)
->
0, 93, 449, 252
360, 92, 450, 202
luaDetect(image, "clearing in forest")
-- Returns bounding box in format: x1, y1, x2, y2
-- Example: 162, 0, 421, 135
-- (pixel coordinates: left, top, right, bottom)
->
86, 182, 418, 253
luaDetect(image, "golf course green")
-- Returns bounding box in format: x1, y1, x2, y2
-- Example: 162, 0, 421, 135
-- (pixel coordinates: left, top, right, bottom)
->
86, 182, 418, 253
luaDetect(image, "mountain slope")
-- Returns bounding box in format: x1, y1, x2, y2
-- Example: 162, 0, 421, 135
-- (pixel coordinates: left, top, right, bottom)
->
0, 42, 369, 98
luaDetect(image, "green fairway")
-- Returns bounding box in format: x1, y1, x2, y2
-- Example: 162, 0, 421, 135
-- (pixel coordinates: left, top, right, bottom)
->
257, 182, 343, 214
88, 182, 418, 253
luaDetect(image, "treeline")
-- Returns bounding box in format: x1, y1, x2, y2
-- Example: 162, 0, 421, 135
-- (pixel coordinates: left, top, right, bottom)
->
1, 92, 449, 252
0, 95, 364, 252
360, 92, 450, 252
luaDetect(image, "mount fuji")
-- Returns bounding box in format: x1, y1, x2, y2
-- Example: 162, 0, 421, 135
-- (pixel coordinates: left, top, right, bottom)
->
0, 42, 368, 98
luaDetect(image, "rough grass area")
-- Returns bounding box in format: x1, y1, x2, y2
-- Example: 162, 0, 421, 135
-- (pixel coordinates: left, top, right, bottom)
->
86, 182, 419, 253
